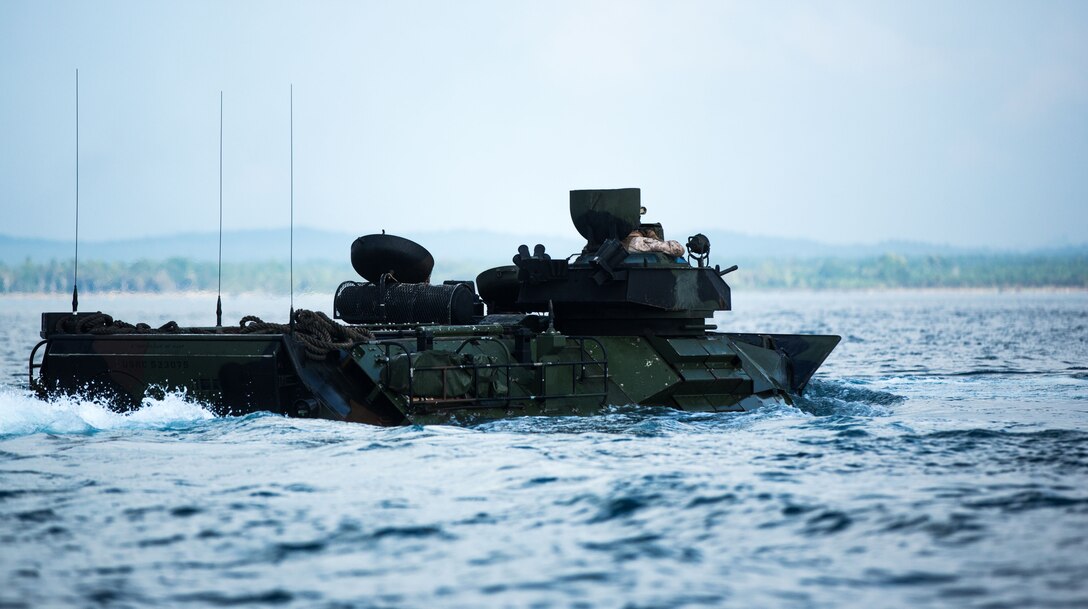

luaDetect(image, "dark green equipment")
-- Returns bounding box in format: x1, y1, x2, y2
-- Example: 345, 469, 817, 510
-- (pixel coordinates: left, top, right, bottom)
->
30, 189, 839, 425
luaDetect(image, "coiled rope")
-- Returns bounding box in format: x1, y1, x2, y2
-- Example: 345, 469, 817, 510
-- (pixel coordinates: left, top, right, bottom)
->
54, 309, 373, 361
239, 310, 374, 360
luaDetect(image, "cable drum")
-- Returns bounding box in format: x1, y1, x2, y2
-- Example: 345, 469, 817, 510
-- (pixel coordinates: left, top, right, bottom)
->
335, 281, 476, 325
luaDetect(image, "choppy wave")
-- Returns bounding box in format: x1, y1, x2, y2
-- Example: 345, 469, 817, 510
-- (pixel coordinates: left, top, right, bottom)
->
3, 291, 1088, 609
2, 379, 1086, 609
0, 376, 908, 441
794, 379, 906, 417
0, 385, 216, 438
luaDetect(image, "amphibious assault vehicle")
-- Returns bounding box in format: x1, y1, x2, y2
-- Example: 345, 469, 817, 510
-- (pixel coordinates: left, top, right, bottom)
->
30, 188, 839, 425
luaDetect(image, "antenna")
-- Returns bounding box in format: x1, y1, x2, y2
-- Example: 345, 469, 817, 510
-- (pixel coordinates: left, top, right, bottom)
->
289, 84, 295, 332
216, 91, 224, 327
72, 69, 79, 314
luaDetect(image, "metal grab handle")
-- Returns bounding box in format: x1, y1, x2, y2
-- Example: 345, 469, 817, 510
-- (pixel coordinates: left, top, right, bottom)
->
28, 340, 48, 391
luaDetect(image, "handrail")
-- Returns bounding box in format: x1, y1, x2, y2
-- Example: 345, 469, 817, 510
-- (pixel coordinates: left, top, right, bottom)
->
28, 340, 48, 391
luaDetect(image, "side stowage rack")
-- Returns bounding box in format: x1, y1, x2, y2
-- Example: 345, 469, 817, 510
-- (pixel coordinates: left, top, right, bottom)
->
373, 336, 610, 414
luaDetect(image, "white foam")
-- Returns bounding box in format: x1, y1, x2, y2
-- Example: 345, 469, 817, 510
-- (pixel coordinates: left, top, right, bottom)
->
0, 384, 215, 437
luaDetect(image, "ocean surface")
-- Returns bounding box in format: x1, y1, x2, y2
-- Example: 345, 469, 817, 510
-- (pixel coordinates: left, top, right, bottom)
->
1, 290, 1086, 609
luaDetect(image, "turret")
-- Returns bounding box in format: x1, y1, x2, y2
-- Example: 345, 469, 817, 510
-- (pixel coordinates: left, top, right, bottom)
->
479, 188, 732, 336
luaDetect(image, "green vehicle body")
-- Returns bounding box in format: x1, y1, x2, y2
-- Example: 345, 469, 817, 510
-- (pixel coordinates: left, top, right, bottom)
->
30, 189, 839, 426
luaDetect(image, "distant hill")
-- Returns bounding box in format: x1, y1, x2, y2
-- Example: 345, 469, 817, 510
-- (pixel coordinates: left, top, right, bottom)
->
0, 229, 581, 267
3, 228, 1083, 266
4, 225, 1086, 294
4, 251, 1084, 293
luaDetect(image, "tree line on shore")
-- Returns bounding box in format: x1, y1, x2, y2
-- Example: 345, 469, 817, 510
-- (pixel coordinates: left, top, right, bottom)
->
0, 258, 350, 294
1, 253, 1085, 293
728, 253, 1088, 289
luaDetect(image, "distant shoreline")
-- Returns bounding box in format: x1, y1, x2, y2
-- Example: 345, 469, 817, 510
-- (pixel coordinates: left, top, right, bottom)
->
3, 253, 1085, 294
4, 286, 1086, 300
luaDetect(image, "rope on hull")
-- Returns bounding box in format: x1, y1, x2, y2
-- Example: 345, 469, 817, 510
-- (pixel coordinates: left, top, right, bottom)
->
52, 309, 373, 361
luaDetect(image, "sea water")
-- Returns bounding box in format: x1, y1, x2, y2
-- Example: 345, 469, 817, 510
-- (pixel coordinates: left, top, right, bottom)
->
1, 290, 1086, 609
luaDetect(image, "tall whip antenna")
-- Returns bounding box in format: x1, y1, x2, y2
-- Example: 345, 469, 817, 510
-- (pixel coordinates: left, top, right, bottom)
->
72, 69, 80, 314
216, 91, 224, 327
289, 84, 295, 332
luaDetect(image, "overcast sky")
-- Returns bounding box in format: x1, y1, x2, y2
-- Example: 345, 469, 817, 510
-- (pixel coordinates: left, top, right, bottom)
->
1, 1, 1085, 249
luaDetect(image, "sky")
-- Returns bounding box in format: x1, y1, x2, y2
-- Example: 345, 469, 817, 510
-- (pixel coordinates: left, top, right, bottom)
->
1, 0, 1086, 250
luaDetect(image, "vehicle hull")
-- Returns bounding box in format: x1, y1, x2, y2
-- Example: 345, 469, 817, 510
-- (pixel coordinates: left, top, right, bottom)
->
32, 323, 838, 425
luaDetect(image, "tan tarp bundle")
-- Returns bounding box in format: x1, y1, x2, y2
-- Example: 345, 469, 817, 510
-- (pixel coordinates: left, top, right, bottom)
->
622, 231, 686, 257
